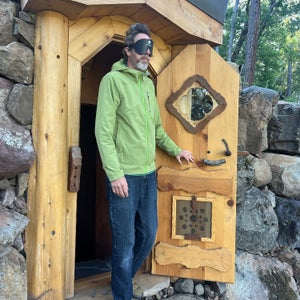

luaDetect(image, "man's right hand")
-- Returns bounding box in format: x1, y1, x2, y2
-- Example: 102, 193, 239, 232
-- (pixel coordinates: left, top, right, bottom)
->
111, 176, 129, 198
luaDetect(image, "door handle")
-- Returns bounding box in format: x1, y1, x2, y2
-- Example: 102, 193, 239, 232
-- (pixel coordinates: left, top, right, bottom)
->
203, 159, 226, 166
222, 139, 232, 156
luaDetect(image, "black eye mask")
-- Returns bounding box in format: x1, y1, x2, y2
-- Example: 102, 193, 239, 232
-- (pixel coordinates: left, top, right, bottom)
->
131, 39, 153, 56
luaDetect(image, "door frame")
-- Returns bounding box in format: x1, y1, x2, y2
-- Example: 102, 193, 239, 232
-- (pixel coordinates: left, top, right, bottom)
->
26, 11, 173, 299
67, 15, 173, 296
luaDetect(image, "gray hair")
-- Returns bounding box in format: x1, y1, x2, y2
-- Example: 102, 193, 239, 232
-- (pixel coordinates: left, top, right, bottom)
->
123, 23, 151, 62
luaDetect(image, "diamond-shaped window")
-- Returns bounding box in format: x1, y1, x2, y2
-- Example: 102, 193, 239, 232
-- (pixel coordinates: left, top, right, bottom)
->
166, 75, 227, 133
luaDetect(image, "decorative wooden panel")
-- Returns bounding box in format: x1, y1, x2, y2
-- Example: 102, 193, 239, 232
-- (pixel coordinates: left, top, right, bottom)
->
165, 74, 227, 133
152, 44, 239, 283
171, 195, 215, 242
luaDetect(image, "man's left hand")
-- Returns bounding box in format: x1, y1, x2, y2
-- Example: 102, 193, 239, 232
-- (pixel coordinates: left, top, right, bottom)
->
176, 150, 194, 164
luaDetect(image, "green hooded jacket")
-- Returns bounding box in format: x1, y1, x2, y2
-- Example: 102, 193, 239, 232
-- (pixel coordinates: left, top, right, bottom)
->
95, 59, 181, 181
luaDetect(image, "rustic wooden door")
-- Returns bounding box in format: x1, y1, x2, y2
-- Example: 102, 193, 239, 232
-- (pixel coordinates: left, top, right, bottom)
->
152, 44, 239, 283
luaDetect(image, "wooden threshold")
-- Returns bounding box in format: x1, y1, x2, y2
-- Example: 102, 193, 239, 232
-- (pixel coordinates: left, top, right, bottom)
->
71, 272, 113, 299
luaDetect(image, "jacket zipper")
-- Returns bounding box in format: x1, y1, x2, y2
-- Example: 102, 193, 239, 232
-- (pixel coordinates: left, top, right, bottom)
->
139, 75, 150, 173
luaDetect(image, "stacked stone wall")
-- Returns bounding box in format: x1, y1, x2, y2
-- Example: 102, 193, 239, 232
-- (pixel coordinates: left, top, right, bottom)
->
0, 1, 299, 299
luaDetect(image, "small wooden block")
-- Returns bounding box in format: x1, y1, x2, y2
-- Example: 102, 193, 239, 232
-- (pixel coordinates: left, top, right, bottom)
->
68, 146, 82, 192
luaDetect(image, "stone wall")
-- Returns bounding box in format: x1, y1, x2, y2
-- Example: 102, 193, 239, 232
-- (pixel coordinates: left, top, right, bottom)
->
0, 1, 34, 299
0, 1, 299, 299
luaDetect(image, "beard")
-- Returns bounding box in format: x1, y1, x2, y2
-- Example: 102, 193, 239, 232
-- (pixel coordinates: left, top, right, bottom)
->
136, 60, 149, 71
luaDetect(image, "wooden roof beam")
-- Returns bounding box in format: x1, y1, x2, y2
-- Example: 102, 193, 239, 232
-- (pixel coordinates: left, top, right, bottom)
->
21, 0, 224, 45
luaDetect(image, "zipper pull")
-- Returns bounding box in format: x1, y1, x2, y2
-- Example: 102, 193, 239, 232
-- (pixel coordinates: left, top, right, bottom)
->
147, 91, 151, 113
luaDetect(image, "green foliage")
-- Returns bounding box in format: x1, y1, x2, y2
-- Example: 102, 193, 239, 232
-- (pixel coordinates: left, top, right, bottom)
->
220, 0, 300, 101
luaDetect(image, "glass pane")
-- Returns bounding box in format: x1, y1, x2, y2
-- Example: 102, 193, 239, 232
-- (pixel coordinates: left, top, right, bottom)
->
191, 88, 213, 121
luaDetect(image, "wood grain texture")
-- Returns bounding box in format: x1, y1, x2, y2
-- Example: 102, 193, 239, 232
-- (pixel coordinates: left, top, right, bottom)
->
21, 0, 224, 45
65, 57, 82, 298
157, 166, 233, 195
26, 11, 69, 300
155, 242, 231, 272
153, 44, 239, 283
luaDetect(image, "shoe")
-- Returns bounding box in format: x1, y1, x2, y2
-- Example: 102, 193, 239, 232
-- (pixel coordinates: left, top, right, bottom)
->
132, 281, 143, 299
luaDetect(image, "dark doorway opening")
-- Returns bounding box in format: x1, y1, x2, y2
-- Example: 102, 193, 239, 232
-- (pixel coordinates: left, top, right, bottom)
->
75, 104, 112, 279
76, 104, 97, 263
75, 42, 123, 279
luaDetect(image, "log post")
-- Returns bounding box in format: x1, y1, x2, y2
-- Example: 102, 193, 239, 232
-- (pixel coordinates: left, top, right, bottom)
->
64, 56, 82, 298
26, 11, 69, 300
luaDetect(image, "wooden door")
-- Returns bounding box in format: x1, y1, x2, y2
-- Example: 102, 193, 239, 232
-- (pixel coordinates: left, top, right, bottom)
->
152, 44, 239, 283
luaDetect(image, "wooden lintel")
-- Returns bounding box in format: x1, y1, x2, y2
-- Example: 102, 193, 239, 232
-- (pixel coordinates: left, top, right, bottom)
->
157, 167, 233, 195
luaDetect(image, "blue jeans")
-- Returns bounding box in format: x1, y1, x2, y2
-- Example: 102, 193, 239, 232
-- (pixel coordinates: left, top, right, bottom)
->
107, 172, 158, 300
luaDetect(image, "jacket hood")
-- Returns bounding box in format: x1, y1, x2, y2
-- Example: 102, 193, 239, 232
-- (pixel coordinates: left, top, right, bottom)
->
111, 59, 150, 79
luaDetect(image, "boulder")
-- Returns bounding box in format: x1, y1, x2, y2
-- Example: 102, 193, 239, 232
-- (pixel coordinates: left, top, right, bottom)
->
237, 155, 255, 197
247, 155, 272, 187
268, 101, 300, 154
13, 16, 35, 49
0, 42, 33, 84
275, 196, 300, 249
7, 83, 33, 125
0, 77, 14, 116
0, 0, 17, 46
0, 245, 27, 300
262, 152, 300, 199
238, 91, 273, 154
174, 278, 194, 294
0, 120, 35, 179
241, 85, 280, 105
0, 205, 29, 245
236, 186, 278, 254
226, 251, 299, 300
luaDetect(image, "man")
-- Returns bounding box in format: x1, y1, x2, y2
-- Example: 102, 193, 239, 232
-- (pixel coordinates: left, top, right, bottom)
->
95, 23, 194, 300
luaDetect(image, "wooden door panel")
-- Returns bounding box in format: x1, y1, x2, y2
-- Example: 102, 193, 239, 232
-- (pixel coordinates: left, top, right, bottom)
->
152, 44, 239, 283
157, 167, 233, 195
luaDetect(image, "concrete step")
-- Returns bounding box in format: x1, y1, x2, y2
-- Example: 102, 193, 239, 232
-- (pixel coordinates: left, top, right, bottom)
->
133, 272, 170, 298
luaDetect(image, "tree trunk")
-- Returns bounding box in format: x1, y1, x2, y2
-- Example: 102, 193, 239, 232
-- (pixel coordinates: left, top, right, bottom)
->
286, 60, 293, 97
231, 0, 250, 63
259, 0, 279, 38
242, 0, 261, 88
227, 0, 240, 62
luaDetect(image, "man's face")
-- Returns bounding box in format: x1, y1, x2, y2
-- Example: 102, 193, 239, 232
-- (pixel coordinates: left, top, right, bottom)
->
125, 33, 153, 71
